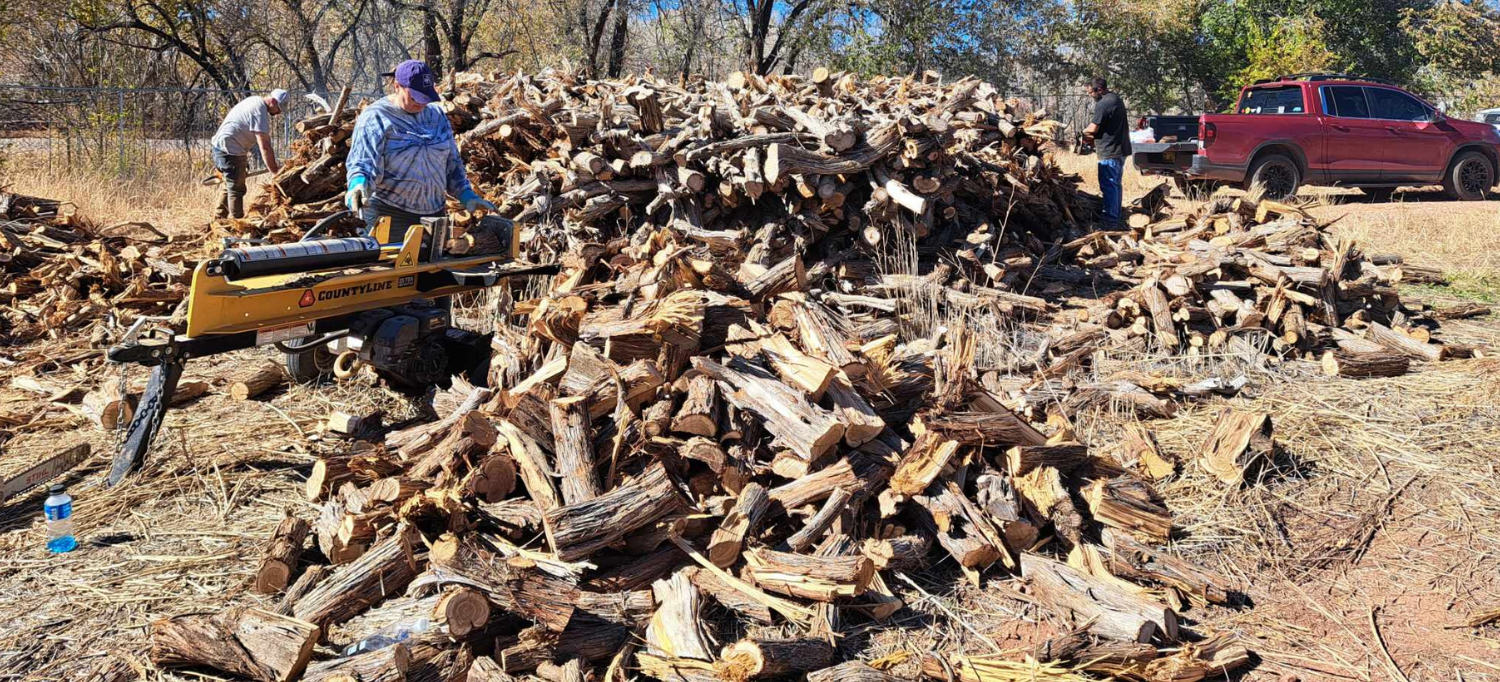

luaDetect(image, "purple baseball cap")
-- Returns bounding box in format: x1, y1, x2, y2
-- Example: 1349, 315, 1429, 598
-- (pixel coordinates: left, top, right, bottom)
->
384, 60, 441, 104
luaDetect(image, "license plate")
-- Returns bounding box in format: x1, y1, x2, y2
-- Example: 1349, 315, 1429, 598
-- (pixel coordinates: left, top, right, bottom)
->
256, 321, 316, 346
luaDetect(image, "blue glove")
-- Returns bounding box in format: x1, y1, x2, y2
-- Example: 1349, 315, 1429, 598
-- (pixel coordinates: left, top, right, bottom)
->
459, 188, 497, 213
346, 176, 370, 212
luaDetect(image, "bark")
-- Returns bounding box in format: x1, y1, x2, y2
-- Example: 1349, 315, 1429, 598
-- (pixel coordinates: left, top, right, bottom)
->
254, 514, 310, 595
543, 461, 683, 561
150, 607, 320, 682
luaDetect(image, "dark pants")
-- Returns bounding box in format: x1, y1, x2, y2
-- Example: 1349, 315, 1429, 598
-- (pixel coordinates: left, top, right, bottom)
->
212, 148, 249, 219
1097, 157, 1124, 228
361, 197, 442, 245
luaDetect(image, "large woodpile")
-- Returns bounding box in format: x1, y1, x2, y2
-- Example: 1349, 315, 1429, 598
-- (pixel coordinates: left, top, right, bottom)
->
120, 69, 1293, 682
246, 68, 1090, 263
1059, 194, 1480, 377
25, 68, 1483, 681
1, 191, 191, 349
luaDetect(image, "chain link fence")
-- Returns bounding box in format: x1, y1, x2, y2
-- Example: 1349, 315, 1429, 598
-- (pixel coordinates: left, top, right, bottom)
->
0, 85, 380, 181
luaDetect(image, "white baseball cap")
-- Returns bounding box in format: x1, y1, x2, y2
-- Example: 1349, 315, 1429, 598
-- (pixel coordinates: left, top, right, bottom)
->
269, 89, 289, 105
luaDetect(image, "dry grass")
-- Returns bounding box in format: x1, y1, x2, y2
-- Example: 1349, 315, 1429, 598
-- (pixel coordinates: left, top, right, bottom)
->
3, 151, 237, 236
1052, 150, 1171, 200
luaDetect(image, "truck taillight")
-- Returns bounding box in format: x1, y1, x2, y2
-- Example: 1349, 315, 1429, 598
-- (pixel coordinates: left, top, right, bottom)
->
1201, 121, 1217, 148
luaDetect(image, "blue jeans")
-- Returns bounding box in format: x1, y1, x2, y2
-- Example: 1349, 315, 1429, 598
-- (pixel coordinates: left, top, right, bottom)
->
1098, 157, 1124, 227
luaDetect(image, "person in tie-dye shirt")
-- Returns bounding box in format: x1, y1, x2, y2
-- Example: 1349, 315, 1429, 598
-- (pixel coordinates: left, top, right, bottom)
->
345, 60, 495, 237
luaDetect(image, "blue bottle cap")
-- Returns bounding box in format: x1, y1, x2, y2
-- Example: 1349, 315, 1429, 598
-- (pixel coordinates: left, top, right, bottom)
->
48, 484, 64, 495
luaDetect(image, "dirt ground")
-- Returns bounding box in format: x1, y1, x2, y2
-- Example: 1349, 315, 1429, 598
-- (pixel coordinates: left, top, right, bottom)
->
1, 153, 1498, 680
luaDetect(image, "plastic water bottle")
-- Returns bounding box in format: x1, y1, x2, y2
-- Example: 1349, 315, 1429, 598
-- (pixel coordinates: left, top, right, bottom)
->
44, 484, 77, 553
341, 617, 431, 656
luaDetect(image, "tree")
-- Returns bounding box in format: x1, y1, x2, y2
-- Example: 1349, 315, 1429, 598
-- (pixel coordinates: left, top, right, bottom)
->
390, 0, 518, 77
731, 0, 827, 74
73, 0, 260, 98
254, 0, 374, 95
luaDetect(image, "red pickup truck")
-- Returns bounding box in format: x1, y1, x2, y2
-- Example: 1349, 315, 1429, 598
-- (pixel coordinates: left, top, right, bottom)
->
1133, 75, 1500, 200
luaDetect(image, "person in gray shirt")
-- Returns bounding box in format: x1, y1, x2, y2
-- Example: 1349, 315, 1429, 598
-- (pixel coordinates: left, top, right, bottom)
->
210, 89, 287, 219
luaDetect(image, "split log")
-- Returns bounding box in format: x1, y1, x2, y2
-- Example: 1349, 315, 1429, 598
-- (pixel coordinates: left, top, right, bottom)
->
326, 410, 380, 438
759, 330, 837, 400
887, 433, 960, 497
274, 565, 331, 616
1013, 466, 1084, 548
303, 644, 409, 682
253, 514, 310, 595
809, 661, 904, 682
1083, 475, 1172, 544
1020, 553, 1178, 643
707, 482, 770, 567
861, 534, 932, 571
783, 486, 854, 553
1364, 321, 1446, 362
293, 524, 421, 627
692, 356, 844, 471
717, 637, 835, 680
230, 362, 288, 400
1321, 349, 1409, 378
1029, 629, 1158, 676
672, 374, 720, 437
409, 411, 497, 482
498, 419, 561, 511
824, 377, 885, 446
923, 409, 1046, 447
150, 607, 320, 682
1122, 423, 1174, 480
683, 565, 775, 624
544, 461, 683, 561
467, 656, 515, 682
1005, 443, 1089, 476
550, 396, 599, 504
743, 547, 874, 601
912, 476, 1010, 569
1100, 529, 1231, 607
1198, 409, 1274, 486
645, 571, 715, 661
428, 534, 578, 631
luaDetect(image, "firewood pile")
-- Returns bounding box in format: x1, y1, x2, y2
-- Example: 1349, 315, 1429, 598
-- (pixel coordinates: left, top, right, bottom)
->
116, 71, 1281, 682
21, 69, 1484, 682
1058, 194, 1485, 382
246, 68, 1093, 261
1, 191, 191, 349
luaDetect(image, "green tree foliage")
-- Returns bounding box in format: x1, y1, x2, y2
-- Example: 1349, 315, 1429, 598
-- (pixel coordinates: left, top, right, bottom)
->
1401, 0, 1500, 116
1226, 16, 1340, 100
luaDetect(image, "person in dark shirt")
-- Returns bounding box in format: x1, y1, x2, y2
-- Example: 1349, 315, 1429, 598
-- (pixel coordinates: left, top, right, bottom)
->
1083, 77, 1131, 228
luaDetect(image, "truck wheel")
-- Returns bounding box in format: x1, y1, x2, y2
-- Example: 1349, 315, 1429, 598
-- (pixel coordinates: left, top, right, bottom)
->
1172, 177, 1219, 199
1443, 151, 1494, 201
1247, 154, 1300, 200
284, 343, 336, 383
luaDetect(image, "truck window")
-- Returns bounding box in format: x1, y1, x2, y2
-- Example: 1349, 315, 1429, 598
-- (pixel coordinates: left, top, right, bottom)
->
1238, 86, 1306, 114
1324, 86, 1370, 118
1367, 88, 1431, 122
1482, 112, 1499, 125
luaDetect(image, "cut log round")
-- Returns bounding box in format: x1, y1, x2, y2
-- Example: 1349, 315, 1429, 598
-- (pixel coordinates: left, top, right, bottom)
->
230, 362, 288, 400
717, 637, 835, 680
1321, 349, 1410, 378
254, 514, 310, 595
